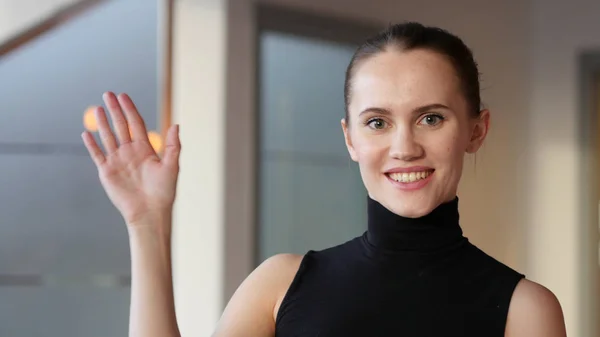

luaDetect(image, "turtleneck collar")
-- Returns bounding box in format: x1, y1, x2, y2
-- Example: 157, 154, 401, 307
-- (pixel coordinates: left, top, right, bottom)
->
365, 196, 465, 253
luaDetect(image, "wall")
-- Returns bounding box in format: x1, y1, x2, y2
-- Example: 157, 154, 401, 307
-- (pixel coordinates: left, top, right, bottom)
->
529, 0, 600, 336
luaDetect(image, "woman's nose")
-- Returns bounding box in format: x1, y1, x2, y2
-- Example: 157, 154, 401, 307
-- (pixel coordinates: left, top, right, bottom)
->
388, 127, 424, 161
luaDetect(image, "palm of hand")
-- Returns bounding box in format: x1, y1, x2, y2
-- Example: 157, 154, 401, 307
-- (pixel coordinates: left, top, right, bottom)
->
99, 141, 176, 224
82, 92, 180, 225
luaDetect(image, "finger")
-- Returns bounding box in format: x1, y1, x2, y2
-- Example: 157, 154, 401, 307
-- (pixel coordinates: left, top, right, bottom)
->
95, 106, 119, 153
117, 93, 150, 142
162, 124, 181, 168
81, 131, 106, 166
103, 91, 131, 144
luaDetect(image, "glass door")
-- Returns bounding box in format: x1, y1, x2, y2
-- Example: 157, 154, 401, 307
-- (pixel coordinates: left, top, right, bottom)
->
255, 7, 380, 263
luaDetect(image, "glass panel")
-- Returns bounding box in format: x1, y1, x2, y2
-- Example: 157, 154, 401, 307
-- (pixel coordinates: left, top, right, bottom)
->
259, 31, 357, 155
0, 155, 130, 275
0, 287, 129, 337
0, 1, 158, 336
257, 31, 367, 263
259, 159, 366, 261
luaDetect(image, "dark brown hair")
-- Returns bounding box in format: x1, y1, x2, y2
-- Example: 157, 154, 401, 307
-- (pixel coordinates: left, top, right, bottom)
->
344, 22, 482, 122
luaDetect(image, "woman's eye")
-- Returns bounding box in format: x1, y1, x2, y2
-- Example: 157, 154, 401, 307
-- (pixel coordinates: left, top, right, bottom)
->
419, 114, 445, 126
367, 118, 387, 130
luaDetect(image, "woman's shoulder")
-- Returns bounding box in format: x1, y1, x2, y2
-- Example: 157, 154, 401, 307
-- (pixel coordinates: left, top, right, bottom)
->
213, 253, 305, 336
505, 279, 566, 336
257, 253, 306, 297
260, 253, 305, 271
258, 238, 361, 287
450, 243, 566, 336
239, 253, 305, 293
255, 253, 309, 326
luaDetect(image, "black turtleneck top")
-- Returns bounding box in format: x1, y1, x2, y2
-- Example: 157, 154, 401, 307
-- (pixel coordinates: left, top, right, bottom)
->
275, 197, 524, 337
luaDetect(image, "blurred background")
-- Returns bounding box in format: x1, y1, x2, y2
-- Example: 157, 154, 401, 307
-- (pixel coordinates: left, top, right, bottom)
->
0, 0, 598, 336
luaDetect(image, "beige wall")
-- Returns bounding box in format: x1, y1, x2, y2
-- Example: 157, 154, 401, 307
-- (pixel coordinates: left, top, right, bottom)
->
529, 0, 600, 336
174, 0, 599, 335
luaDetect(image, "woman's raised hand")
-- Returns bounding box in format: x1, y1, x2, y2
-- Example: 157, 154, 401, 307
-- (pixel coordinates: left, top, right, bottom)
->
81, 92, 181, 226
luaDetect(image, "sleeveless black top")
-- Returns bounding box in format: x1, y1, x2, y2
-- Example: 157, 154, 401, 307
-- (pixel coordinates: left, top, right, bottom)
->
275, 197, 524, 337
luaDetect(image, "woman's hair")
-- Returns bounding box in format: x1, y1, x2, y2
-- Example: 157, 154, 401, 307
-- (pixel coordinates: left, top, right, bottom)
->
344, 22, 482, 122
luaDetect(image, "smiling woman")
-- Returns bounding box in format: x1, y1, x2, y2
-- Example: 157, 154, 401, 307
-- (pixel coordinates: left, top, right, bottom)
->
84, 21, 567, 337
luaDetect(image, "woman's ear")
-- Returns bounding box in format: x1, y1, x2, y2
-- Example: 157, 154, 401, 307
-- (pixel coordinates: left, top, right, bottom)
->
466, 109, 490, 153
341, 118, 358, 162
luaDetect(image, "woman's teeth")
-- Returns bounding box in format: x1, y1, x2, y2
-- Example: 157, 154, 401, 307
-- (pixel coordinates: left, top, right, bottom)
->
388, 171, 432, 183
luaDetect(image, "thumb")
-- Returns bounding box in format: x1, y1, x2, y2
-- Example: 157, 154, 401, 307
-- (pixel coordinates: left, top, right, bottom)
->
162, 124, 181, 168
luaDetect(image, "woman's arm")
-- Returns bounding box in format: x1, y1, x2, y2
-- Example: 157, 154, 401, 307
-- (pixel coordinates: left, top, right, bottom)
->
82, 92, 183, 337
505, 279, 567, 337
127, 213, 180, 337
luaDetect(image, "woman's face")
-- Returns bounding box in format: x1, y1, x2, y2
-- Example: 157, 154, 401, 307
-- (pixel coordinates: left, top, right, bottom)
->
342, 48, 489, 218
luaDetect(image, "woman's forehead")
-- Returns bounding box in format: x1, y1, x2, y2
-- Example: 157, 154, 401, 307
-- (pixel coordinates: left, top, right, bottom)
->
349, 50, 464, 113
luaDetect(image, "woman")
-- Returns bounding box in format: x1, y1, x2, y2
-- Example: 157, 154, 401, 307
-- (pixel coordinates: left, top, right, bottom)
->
82, 22, 567, 336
